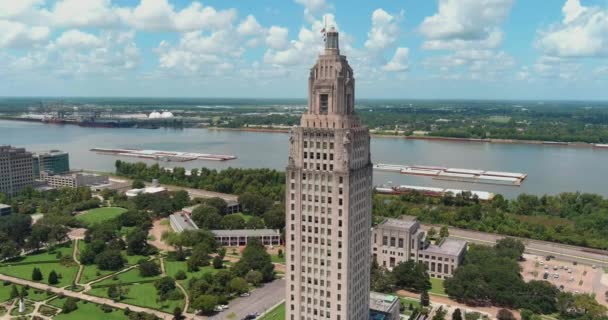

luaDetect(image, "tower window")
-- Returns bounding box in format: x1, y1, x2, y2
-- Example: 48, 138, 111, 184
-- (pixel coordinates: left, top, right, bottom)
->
320, 94, 328, 114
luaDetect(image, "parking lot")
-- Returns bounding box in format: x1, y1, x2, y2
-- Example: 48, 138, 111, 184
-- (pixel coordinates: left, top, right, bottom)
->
206, 279, 285, 320
519, 253, 607, 306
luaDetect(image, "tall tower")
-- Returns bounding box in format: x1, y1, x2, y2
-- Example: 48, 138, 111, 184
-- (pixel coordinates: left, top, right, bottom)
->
286, 28, 372, 320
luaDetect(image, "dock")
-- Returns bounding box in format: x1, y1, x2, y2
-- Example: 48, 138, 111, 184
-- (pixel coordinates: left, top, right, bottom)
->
375, 185, 494, 201
373, 163, 527, 186
90, 148, 237, 162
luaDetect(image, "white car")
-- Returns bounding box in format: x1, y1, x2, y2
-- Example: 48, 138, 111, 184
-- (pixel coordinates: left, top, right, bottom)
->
240, 292, 251, 297
220, 305, 229, 310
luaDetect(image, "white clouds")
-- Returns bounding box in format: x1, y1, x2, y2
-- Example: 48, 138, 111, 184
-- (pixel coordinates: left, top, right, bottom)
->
47, 0, 120, 28
420, 0, 513, 42
382, 47, 409, 72
237, 15, 264, 36
117, 0, 236, 32
537, 0, 608, 58
0, 20, 49, 48
294, 0, 330, 15
0, 0, 44, 19
266, 26, 289, 50
364, 9, 402, 51
54, 30, 103, 48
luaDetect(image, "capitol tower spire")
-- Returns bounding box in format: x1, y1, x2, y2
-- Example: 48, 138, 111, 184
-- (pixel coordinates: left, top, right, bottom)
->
286, 29, 373, 320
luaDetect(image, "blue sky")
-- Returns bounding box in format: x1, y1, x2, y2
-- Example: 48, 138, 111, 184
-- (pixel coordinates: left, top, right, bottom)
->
1, 0, 608, 100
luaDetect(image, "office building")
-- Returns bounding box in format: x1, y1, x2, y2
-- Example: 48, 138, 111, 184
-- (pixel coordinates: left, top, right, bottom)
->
40, 171, 109, 189
372, 217, 466, 279
0, 145, 34, 196
32, 150, 70, 177
286, 28, 373, 320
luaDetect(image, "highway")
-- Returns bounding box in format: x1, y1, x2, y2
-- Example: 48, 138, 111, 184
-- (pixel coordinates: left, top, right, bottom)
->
421, 224, 608, 267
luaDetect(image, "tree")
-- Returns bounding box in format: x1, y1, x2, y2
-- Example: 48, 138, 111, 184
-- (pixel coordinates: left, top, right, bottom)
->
174, 270, 187, 280
452, 308, 463, 320
427, 227, 437, 239
421, 291, 430, 307
48, 270, 59, 285
232, 238, 274, 282
107, 284, 124, 301
245, 270, 263, 286
203, 197, 227, 214
132, 180, 145, 189
171, 190, 190, 211
212, 255, 223, 269
220, 214, 246, 230
192, 294, 218, 315
246, 216, 265, 229
32, 267, 43, 281
95, 250, 127, 271
497, 309, 515, 320
495, 238, 525, 260
229, 277, 248, 295
10, 285, 19, 299
392, 260, 431, 292
439, 225, 449, 238
263, 205, 285, 230
154, 277, 176, 301
191, 205, 221, 229
432, 306, 447, 320
173, 306, 183, 320
139, 261, 161, 277
238, 192, 273, 216
62, 297, 78, 313
126, 229, 149, 256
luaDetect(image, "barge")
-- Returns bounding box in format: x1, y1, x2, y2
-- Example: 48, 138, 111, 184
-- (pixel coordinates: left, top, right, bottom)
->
373, 163, 527, 186
90, 148, 237, 162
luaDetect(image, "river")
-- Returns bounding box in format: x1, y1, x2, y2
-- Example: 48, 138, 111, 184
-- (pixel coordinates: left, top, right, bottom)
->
2, 119, 607, 198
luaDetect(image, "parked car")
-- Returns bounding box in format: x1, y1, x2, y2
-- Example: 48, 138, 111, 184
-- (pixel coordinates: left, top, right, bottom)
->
240, 292, 251, 297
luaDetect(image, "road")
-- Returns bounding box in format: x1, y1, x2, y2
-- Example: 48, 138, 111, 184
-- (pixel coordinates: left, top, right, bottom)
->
0, 273, 175, 320
207, 279, 285, 320
421, 224, 608, 267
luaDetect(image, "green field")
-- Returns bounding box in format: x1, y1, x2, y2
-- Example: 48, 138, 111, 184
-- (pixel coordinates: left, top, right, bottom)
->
163, 259, 220, 284
48, 297, 128, 320
400, 297, 421, 315
88, 282, 184, 312
259, 302, 285, 320
270, 254, 286, 264
79, 264, 115, 284
430, 278, 446, 296
93, 266, 162, 287
1, 242, 74, 265
234, 213, 255, 222
0, 284, 53, 302
76, 207, 127, 226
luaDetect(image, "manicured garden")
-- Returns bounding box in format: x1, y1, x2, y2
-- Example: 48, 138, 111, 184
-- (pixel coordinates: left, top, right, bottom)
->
92, 266, 162, 287
76, 207, 127, 226
88, 282, 185, 313
48, 297, 128, 320
259, 302, 285, 320
163, 259, 220, 284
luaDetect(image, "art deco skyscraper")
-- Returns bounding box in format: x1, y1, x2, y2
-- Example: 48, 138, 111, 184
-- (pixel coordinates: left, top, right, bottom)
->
286, 28, 372, 320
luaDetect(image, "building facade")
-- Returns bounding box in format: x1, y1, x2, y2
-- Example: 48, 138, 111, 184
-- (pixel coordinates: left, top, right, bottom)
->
32, 150, 70, 177
212, 229, 281, 246
40, 171, 109, 189
372, 217, 466, 279
0, 145, 34, 196
286, 28, 373, 320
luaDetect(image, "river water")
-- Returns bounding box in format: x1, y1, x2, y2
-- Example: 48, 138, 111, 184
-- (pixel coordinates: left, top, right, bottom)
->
2, 119, 607, 198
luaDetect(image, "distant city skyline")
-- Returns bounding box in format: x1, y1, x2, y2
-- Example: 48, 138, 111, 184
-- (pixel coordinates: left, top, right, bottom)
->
2, 0, 608, 100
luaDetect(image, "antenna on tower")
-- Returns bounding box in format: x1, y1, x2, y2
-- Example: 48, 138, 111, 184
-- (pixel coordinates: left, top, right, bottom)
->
321, 15, 327, 42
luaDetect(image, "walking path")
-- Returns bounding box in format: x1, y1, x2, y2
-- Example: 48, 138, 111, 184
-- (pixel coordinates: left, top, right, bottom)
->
0, 273, 175, 320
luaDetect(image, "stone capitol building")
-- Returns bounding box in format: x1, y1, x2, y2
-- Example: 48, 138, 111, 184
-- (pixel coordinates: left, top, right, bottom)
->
285, 28, 373, 320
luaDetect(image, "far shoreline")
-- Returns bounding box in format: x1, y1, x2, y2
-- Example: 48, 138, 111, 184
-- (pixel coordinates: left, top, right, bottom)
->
207, 126, 608, 149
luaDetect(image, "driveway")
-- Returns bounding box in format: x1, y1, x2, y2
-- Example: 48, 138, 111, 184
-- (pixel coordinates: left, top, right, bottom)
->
207, 279, 285, 320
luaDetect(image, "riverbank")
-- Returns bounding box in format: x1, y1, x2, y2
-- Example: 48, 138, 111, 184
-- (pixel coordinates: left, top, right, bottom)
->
207, 126, 608, 149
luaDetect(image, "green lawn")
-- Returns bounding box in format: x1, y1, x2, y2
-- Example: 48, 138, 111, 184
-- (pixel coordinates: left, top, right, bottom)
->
92, 266, 162, 287
48, 297, 128, 320
79, 264, 115, 284
400, 297, 421, 315
234, 213, 254, 222
430, 278, 446, 296
259, 302, 285, 320
1, 241, 74, 265
0, 284, 53, 302
163, 259, 220, 284
76, 207, 127, 226
0, 261, 79, 287
270, 254, 286, 264
88, 282, 185, 313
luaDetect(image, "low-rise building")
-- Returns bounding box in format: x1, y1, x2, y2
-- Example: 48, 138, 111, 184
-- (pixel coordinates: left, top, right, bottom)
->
125, 186, 167, 197
40, 171, 109, 189
369, 292, 400, 320
0, 204, 11, 216
211, 229, 281, 246
169, 212, 199, 233
372, 217, 466, 279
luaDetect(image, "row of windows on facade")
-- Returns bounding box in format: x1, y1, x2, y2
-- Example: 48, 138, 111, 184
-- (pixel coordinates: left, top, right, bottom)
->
303, 141, 334, 149
292, 184, 340, 194
302, 131, 336, 138
290, 172, 344, 184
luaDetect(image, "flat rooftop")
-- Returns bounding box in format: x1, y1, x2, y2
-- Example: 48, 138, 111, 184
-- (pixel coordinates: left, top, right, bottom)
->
423, 238, 467, 257
211, 229, 280, 237
369, 291, 398, 314
0, 204, 11, 209
169, 213, 199, 231
379, 217, 418, 230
